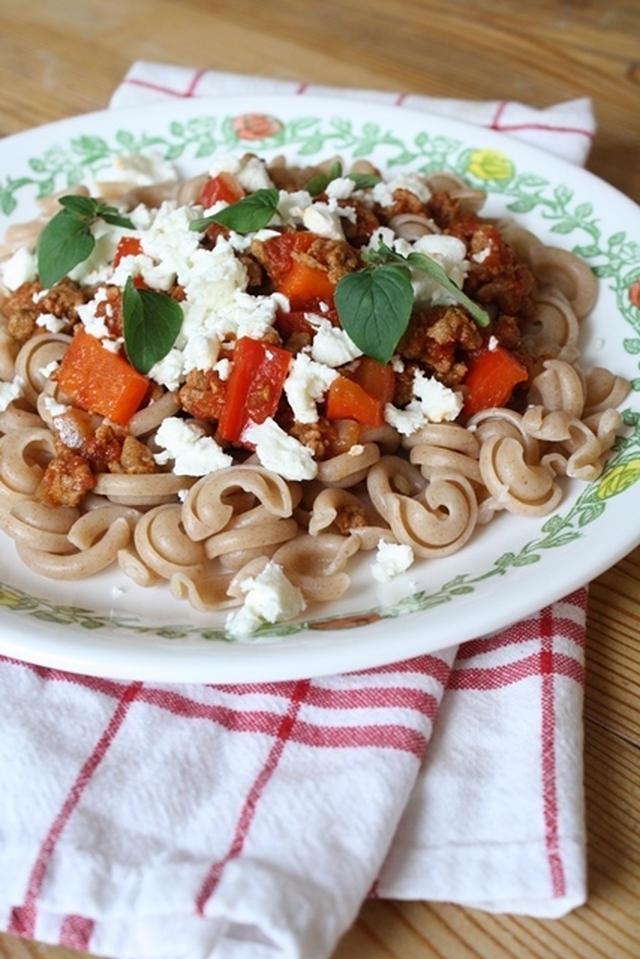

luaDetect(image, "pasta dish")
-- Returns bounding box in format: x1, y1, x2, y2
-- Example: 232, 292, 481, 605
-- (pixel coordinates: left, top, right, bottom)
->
0, 152, 629, 637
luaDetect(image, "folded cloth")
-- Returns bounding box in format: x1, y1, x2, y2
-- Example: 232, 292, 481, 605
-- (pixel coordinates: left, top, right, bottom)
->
0, 64, 593, 959
110, 61, 596, 165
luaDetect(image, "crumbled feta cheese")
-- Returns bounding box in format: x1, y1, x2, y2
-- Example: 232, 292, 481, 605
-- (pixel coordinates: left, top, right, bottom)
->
385, 369, 463, 435
0, 375, 24, 412
36, 313, 68, 334
284, 353, 338, 424
236, 156, 275, 192
242, 417, 318, 481
148, 349, 188, 393
370, 172, 431, 208
38, 360, 59, 379
214, 357, 232, 380
75, 287, 111, 340
308, 316, 363, 367
302, 202, 345, 240
411, 234, 469, 305
325, 176, 356, 200
371, 540, 415, 583
181, 333, 220, 375
488, 335, 499, 351
43, 396, 70, 418
225, 560, 306, 639
472, 247, 491, 263
1, 247, 37, 291
153, 417, 232, 476
276, 189, 314, 225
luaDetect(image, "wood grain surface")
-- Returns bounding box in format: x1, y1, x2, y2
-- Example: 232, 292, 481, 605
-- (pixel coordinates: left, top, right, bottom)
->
0, 1, 638, 957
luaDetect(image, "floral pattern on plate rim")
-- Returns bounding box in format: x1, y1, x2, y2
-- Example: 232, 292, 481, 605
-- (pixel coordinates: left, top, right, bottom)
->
0, 110, 639, 642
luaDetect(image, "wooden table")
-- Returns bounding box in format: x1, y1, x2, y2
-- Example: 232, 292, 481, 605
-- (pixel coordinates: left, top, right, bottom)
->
0, 1, 638, 957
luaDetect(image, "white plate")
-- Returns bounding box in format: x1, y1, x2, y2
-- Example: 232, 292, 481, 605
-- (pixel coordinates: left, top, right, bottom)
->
0, 95, 638, 683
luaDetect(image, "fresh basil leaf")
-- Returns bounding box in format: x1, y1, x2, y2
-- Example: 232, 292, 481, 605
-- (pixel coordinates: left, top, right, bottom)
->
189, 187, 280, 234
304, 161, 343, 197
99, 208, 135, 229
347, 172, 381, 191
304, 162, 380, 197
404, 250, 490, 327
335, 264, 414, 365
36, 210, 95, 288
122, 277, 183, 375
57, 194, 99, 220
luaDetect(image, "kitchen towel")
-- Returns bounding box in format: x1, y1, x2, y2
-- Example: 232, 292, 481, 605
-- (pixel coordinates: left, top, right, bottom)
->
0, 64, 594, 959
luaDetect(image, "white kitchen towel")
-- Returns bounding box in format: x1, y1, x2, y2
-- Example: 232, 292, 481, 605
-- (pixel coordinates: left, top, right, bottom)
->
110, 61, 596, 165
0, 64, 594, 959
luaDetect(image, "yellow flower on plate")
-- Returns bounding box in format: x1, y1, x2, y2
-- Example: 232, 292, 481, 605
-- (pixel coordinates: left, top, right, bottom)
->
467, 149, 515, 181
595, 459, 640, 500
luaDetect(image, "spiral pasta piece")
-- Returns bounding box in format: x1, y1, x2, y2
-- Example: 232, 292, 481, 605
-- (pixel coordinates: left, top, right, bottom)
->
479, 434, 562, 515
382, 472, 478, 557
315, 442, 381, 488
529, 244, 598, 320
2, 498, 79, 554
133, 503, 208, 580
268, 533, 360, 602
93, 471, 195, 506
17, 515, 132, 579
528, 359, 585, 418
14, 333, 72, 408
0, 428, 55, 504
181, 465, 298, 541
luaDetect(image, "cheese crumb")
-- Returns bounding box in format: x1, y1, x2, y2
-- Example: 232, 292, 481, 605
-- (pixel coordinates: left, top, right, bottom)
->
225, 561, 306, 638
153, 417, 232, 476
371, 540, 415, 583
242, 417, 318, 481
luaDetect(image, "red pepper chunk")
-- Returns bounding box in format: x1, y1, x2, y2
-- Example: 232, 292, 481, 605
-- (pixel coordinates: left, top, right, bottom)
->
199, 172, 245, 208
462, 343, 529, 416
57, 328, 149, 426
261, 232, 336, 311
218, 337, 292, 443
326, 357, 396, 428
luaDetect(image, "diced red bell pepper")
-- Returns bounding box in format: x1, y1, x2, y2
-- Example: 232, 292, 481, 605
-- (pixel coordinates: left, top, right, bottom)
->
218, 337, 292, 443
57, 328, 149, 426
199, 172, 245, 208
462, 343, 529, 416
261, 232, 336, 311
326, 357, 396, 428
113, 236, 148, 289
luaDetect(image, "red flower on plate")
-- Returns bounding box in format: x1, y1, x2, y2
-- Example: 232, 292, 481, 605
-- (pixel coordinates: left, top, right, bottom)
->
629, 281, 640, 309
231, 113, 283, 141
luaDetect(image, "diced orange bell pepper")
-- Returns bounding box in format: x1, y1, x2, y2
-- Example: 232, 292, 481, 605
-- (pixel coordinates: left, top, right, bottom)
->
462, 343, 529, 416
326, 357, 396, 428
57, 328, 149, 426
261, 232, 336, 310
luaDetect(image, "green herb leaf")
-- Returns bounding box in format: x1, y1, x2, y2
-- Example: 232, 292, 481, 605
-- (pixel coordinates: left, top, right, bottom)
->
335, 264, 414, 364
122, 276, 183, 374
404, 250, 490, 328
36, 210, 96, 288
57, 194, 100, 219
305, 161, 380, 197
305, 161, 343, 197
57, 195, 134, 228
189, 187, 280, 234
36, 195, 135, 287
347, 172, 382, 191
362, 240, 490, 328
